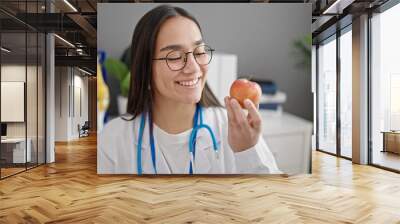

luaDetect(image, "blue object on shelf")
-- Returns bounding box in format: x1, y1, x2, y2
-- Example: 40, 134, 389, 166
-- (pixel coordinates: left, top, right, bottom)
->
259, 103, 280, 110
252, 79, 277, 95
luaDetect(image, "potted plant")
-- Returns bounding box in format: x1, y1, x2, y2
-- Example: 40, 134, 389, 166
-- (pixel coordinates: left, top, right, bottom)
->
103, 58, 130, 114
292, 34, 312, 73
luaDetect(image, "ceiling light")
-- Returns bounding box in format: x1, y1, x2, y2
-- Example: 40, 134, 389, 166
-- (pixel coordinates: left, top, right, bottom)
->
322, 0, 354, 14
63, 0, 78, 12
323, 0, 341, 14
76, 49, 84, 55
54, 34, 75, 48
78, 67, 93, 76
1, 47, 11, 53
322, 0, 354, 15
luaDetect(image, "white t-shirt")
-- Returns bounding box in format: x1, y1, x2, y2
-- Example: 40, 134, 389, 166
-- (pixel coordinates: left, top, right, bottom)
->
154, 124, 192, 173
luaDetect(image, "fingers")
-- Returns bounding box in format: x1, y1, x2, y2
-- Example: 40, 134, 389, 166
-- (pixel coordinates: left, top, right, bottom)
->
244, 99, 262, 130
225, 96, 261, 131
229, 98, 250, 129
224, 96, 236, 125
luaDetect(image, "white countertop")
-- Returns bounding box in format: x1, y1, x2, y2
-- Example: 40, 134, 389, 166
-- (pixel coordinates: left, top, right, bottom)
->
260, 111, 313, 136
1, 138, 29, 143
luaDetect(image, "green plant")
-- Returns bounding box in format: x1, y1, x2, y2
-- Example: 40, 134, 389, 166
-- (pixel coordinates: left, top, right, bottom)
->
292, 34, 312, 73
104, 58, 130, 97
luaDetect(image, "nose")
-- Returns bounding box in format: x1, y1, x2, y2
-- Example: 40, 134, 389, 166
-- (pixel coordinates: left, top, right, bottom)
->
182, 52, 201, 74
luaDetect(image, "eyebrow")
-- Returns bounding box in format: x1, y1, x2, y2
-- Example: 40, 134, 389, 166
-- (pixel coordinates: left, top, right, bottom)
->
159, 39, 204, 52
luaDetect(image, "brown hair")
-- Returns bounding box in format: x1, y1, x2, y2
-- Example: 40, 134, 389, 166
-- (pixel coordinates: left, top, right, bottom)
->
123, 4, 221, 121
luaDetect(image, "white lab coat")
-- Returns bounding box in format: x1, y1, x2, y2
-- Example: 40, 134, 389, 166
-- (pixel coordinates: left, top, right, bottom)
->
97, 106, 282, 174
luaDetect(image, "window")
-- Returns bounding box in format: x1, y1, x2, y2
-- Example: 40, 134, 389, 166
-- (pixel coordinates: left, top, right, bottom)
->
370, 2, 400, 171
317, 35, 337, 155
339, 27, 352, 158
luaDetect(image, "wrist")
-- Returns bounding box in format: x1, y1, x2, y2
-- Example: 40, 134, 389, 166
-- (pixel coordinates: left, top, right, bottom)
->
231, 137, 259, 152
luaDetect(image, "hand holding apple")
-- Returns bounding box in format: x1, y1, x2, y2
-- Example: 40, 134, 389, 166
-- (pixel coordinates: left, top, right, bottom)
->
229, 79, 262, 108
224, 79, 263, 153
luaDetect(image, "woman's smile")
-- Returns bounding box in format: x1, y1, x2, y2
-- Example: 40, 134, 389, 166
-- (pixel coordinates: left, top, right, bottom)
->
175, 76, 202, 88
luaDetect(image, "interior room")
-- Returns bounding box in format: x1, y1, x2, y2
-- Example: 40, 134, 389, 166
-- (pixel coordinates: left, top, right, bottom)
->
0, 19, 46, 178
0, 0, 399, 223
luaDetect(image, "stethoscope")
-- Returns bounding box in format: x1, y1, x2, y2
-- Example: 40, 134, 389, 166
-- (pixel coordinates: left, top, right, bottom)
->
136, 104, 219, 175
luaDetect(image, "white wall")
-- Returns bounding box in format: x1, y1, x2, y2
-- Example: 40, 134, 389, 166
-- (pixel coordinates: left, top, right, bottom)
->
55, 67, 68, 141
72, 72, 89, 138
1, 82, 25, 122
206, 53, 237, 105
1, 65, 26, 128
1, 63, 46, 164
1, 65, 38, 137
55, 67, 89, 141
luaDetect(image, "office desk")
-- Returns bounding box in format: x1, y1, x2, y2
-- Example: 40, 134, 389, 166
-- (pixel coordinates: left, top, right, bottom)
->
381, 131, 400, 154
1, 138, 32, 163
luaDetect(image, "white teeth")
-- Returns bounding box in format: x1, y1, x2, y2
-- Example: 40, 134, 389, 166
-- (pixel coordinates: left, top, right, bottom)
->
177, 78, 199, 87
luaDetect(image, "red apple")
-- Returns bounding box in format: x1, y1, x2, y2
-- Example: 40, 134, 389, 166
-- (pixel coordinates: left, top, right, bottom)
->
229, 79, 262, 108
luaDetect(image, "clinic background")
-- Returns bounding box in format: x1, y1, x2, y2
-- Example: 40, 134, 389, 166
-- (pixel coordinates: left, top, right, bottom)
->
98, 3, 312, 121
97, 3, 313, 174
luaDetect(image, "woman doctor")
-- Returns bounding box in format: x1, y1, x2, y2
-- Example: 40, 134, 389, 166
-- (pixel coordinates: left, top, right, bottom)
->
98, 5, 281, 175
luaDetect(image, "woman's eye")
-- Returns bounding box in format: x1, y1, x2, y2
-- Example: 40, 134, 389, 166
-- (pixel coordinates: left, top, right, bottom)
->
167, 57, 182, 61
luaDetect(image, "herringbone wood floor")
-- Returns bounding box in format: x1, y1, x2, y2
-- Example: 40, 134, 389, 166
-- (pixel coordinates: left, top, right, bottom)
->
0, 135, 399, 224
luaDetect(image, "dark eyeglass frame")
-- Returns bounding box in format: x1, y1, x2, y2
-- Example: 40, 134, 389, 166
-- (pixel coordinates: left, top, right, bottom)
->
153, 45, 215, 71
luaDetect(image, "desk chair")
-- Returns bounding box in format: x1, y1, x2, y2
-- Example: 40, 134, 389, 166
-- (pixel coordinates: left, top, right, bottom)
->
78, 121, 90, 138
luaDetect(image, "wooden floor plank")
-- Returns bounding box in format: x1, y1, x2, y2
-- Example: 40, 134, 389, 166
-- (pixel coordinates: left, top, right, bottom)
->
0, 135, 399, 223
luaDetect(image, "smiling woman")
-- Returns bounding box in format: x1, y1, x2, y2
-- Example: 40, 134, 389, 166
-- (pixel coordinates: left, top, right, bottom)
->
97, 4, 282, 175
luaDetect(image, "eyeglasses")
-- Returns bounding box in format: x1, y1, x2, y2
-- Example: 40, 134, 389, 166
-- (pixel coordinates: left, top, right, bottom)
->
153, 45, 215, 71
